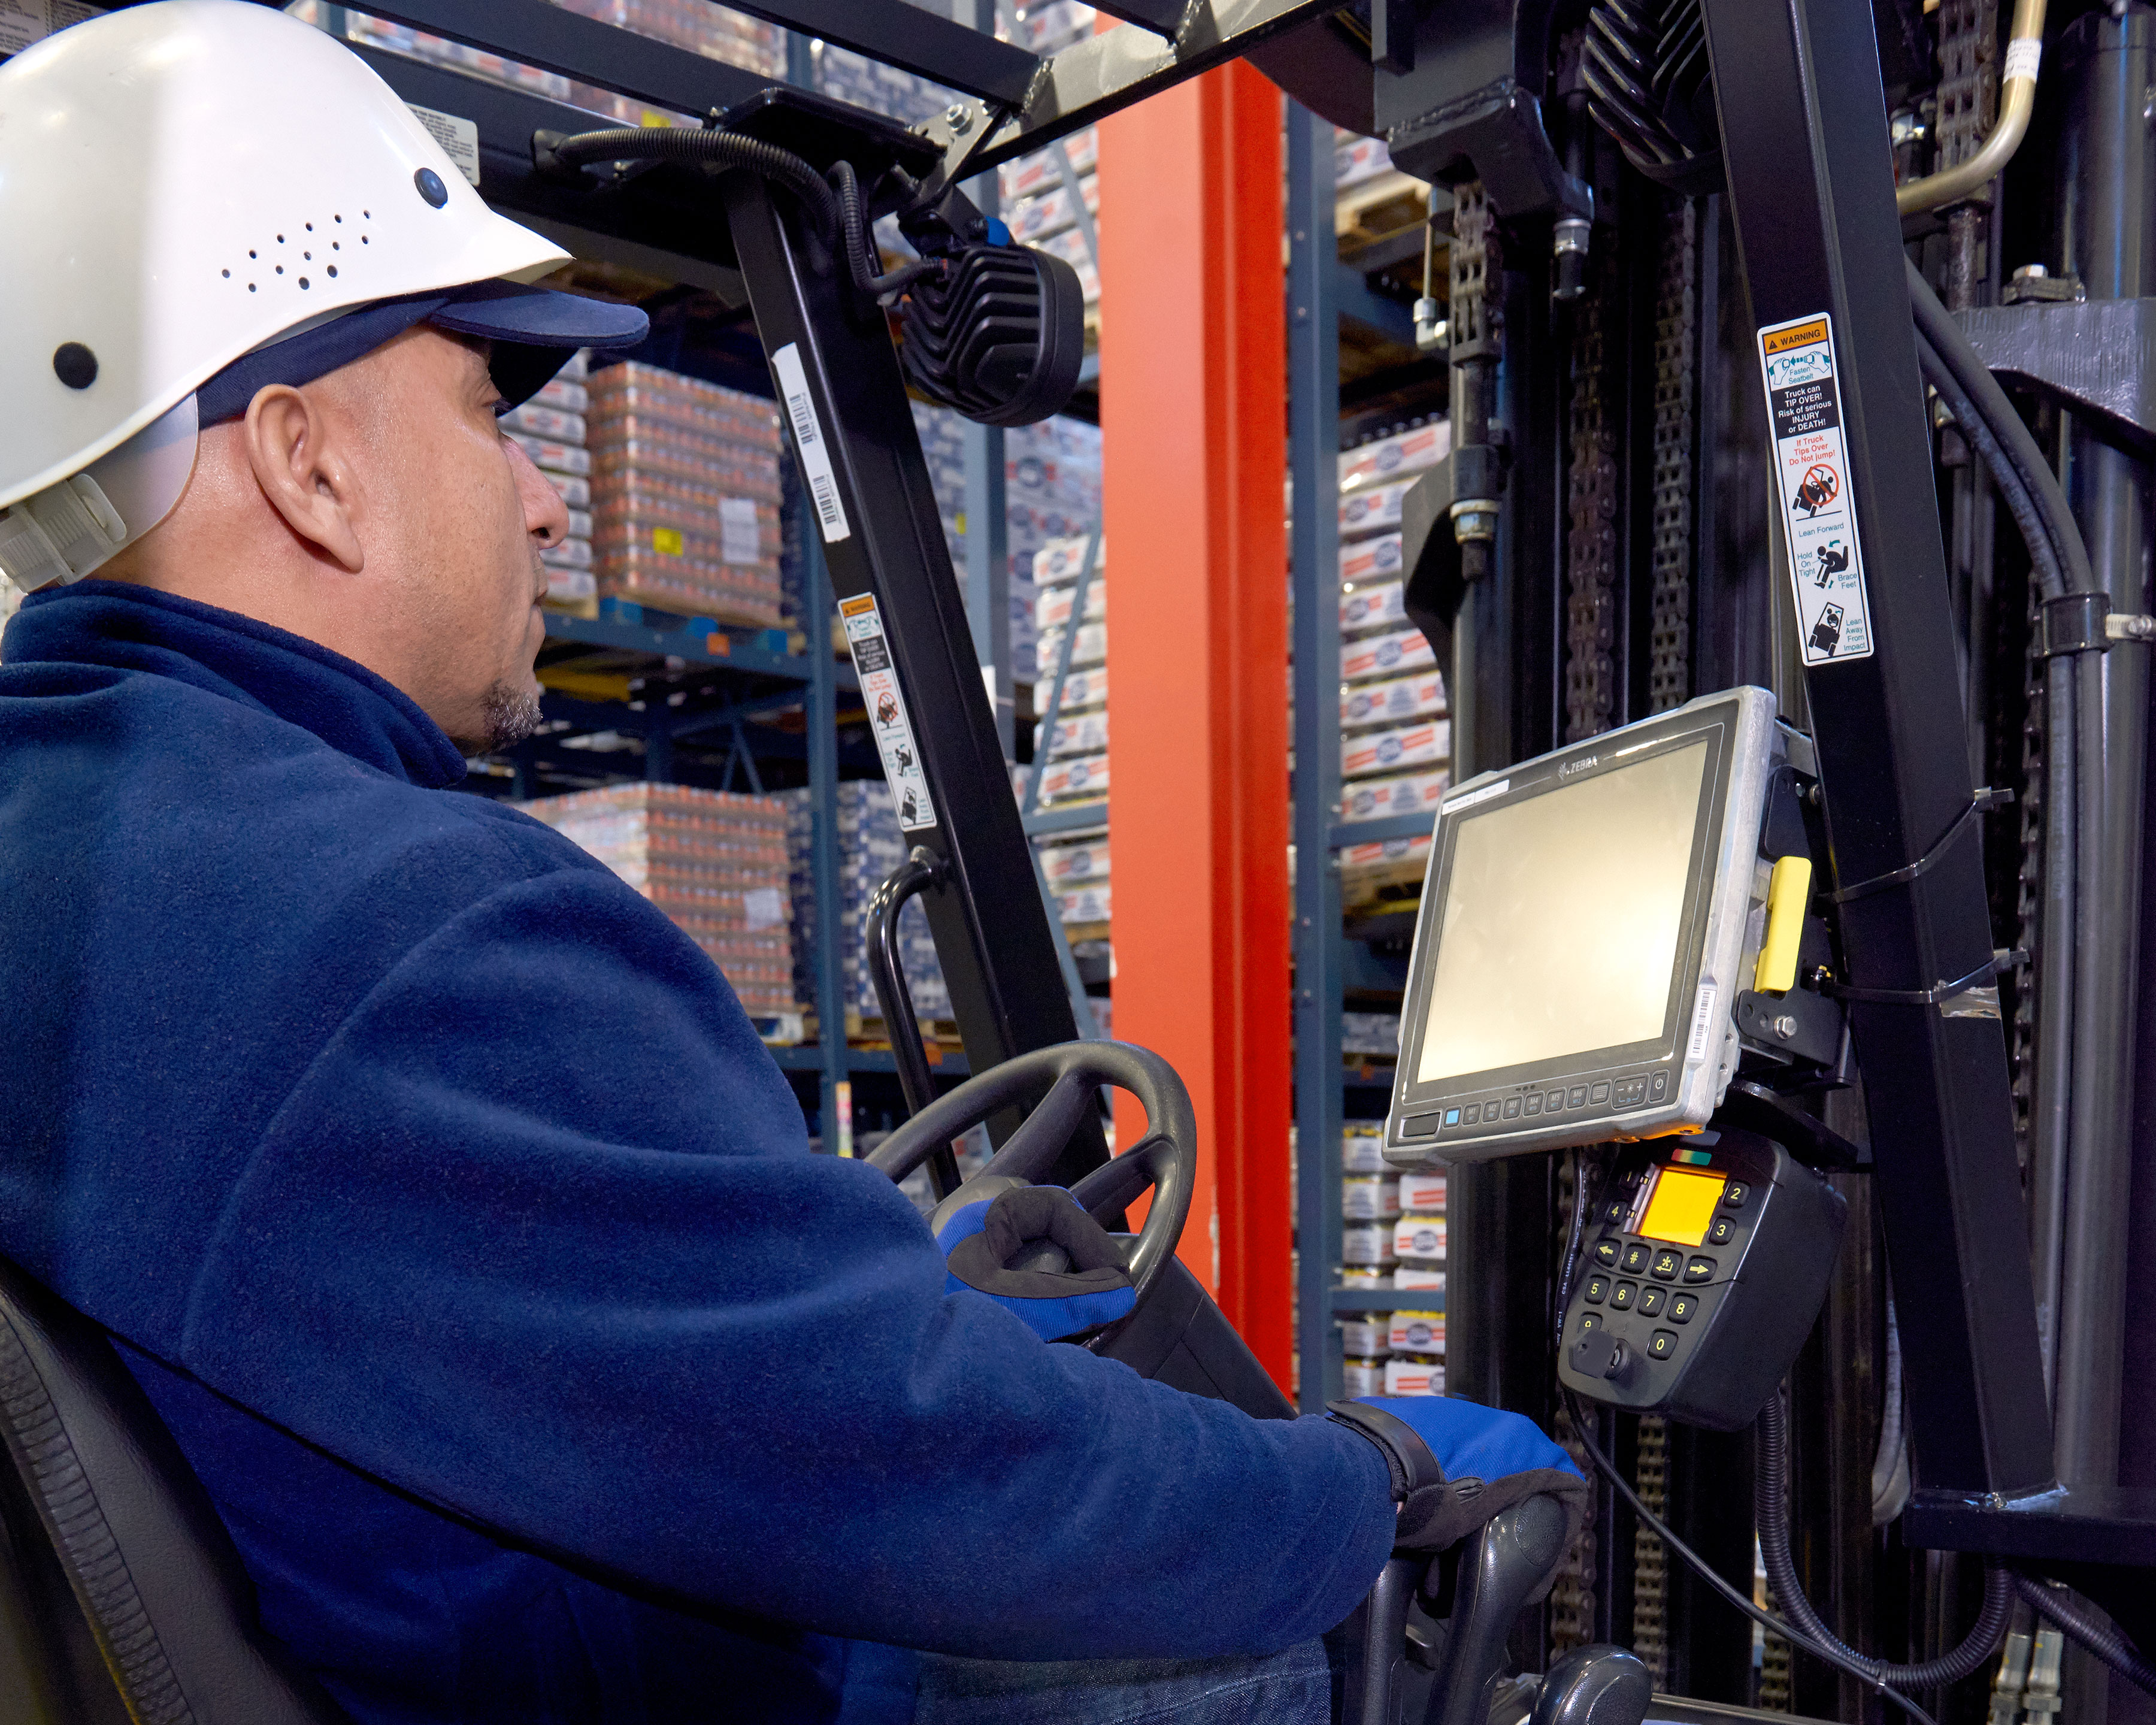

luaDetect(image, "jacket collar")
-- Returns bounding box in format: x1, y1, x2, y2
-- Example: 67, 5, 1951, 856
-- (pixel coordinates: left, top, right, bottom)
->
3, 582, 469, 789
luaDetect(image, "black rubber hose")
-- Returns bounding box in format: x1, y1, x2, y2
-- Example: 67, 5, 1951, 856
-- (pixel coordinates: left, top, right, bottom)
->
1757, 1390, 2014, 1687
2013, 1575, 2156, 1698
1559, 1389, 1940, 1725
546, 125, 839, 246
825, 159, 946, 299
1912, 326, 2079, 1288
1904, 258, 2095, 596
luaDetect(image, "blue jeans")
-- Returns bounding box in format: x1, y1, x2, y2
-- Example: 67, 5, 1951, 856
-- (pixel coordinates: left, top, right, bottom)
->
909, 1636, 1342, 1724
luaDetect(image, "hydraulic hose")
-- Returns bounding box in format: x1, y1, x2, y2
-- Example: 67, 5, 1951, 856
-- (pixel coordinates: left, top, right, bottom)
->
1904, 259, 2093, 595
543, 125, 840, 247
1908, 268, 2090, 1387
2012, 1575, 2156, 1698
1757, 1390, 2015, 1688
1898, 0, 2047, 213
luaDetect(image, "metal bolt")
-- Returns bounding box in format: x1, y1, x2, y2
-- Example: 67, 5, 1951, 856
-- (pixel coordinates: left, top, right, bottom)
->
944, 103, 973, 133
2012, 262, 2049, 281
1772, 1014, 1798, 1040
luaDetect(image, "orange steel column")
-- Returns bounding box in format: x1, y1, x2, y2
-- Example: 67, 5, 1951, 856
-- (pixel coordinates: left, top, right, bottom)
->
1098, 65, 1291, 1386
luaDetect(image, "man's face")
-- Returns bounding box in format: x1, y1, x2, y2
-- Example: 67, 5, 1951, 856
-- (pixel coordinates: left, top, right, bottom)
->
337, 326, 568, 754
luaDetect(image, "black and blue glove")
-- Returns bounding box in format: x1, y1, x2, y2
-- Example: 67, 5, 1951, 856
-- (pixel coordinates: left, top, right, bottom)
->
1328, 1395, 1588, 1558
935, 1185, 1137, 1343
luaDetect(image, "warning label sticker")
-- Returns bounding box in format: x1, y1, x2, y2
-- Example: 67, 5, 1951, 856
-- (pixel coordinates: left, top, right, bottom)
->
840, 593, 936, 832
1758, 313, 1873, 664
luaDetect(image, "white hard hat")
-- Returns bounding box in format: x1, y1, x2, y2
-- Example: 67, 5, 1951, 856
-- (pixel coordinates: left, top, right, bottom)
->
0, 1, 647, 591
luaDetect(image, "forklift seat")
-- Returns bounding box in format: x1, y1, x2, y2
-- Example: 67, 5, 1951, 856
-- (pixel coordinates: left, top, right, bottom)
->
0, 1253, 349, 1725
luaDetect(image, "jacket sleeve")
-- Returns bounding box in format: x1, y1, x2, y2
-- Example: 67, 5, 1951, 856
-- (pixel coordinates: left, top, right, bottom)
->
174, 867, 1396, 1660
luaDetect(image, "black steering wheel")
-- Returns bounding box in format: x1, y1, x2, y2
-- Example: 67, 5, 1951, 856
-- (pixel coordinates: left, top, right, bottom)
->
865, 1042, 1195, 1346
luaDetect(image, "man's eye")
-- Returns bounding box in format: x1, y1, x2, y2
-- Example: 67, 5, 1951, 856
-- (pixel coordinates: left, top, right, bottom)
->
492, 400, 511, 419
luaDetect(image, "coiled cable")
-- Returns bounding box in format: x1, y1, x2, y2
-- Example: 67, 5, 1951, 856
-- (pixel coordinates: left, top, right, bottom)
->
1560, 1388, 1942, 1725
825, 159, 947, 301
1757, 1389, 2015, 1688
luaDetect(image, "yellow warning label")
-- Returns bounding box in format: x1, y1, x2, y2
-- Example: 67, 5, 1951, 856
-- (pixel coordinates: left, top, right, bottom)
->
651, 526, 685, 557
1762, 317, 1829, 355
838, 594, 877, 619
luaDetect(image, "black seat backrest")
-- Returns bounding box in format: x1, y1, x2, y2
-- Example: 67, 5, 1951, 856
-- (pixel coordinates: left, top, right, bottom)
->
0, 1255, 350, 1725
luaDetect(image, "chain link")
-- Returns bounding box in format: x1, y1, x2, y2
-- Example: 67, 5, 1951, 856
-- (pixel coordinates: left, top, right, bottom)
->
1649, 198, 1700, 716
1564, 257, 1619, 741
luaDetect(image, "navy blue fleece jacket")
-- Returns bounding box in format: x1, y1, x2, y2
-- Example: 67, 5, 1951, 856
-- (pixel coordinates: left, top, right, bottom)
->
0, 583, 1394, 1724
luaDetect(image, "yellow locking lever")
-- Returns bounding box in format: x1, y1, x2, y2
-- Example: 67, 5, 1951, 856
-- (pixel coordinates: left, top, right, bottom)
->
1754, 855, 1813, 994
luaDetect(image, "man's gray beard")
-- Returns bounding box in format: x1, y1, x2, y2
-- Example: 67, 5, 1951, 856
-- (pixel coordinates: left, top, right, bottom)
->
452, 678, 544, 755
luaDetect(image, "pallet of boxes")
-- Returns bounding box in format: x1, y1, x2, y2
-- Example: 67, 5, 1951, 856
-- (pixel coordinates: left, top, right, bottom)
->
588, 362, 785, 631
517, 783, 799, 1036
1337, 419, 1451, 920
1338, 1124, 1448, 1398
780, 780, 952, 1046
1031, 531, 1109, 819
501, 351, 596, 618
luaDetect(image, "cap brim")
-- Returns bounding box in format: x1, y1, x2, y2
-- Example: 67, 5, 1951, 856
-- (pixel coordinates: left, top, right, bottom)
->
432, 280, 647, 411
429, 279, 650, 350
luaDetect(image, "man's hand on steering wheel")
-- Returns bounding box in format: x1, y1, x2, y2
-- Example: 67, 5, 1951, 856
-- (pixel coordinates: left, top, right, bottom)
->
935, 1185, 1136, 1342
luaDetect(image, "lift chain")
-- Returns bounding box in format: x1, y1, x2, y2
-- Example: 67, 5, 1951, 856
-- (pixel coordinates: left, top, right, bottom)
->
1933, 0, 2001, 188
1563, 249, 1619, 742
1448, 181, 1504, 361
1648, 196, 1700, 717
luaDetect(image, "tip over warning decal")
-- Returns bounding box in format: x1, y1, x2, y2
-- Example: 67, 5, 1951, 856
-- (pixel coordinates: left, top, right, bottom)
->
1757, 313, 1873, 664
839, 593, 937, 832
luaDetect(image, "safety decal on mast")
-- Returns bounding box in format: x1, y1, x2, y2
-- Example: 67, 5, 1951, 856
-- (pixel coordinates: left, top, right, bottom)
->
839, 593, 937, 832
1757, 313, 1874, 664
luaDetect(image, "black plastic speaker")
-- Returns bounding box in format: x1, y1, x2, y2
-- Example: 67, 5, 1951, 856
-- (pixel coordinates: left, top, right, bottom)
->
898, 243, 1086, 428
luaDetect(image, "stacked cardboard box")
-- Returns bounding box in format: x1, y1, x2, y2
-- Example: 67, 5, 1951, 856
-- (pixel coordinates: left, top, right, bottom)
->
780, 781, 951, 1030
910, 407, 1103, 682
519, 783, 796, 1016
501, 351, 596, 614
587, 362, 784, 627
1339, 420, 1450, 915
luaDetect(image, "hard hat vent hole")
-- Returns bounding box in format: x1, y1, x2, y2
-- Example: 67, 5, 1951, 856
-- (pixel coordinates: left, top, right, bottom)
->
414, 168, 448, 208
328, 266, 338, 278
298, 278, 310, 290
52, 344, 97, 390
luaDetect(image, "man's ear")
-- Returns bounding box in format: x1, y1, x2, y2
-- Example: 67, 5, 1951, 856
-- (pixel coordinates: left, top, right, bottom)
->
240, 384, 365, 573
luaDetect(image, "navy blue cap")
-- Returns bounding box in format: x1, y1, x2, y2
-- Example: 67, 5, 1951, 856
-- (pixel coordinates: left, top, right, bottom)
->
195, 280, 649, 425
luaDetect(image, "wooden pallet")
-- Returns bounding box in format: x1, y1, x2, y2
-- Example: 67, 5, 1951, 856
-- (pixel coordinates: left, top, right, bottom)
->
1336, 169, 1430, 249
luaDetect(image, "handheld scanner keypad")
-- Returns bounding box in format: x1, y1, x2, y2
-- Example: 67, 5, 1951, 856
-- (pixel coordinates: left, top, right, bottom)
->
1559, 1131, 1845, 1431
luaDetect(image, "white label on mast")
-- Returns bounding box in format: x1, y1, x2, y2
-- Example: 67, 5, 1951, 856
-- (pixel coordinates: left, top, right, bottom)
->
773, 342, 852, 543
1757, 312, 1874, 664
